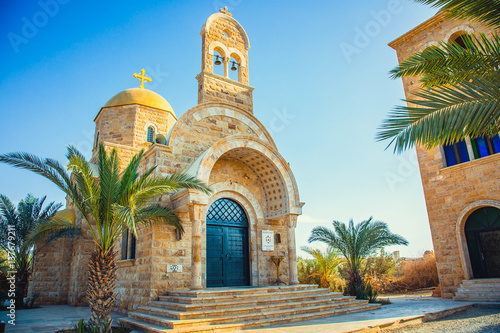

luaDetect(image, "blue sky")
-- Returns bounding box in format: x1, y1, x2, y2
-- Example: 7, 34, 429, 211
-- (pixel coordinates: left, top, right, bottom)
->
0, 0, 437, 258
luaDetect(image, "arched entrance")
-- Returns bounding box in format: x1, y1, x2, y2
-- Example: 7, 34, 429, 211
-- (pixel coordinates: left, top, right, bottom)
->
465, 207, 500, 278
206, 198, 250, 287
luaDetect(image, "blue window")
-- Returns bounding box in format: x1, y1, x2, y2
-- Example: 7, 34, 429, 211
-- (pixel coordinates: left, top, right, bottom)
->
443, 140, 469, 167
471, 136, 500, 159
147, 126, 155, 143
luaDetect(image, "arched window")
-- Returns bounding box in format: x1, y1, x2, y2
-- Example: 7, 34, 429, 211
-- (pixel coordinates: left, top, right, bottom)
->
207, 198, 248, 226
121, 230, 136, 260
452, 34, 468, 49
146, 126, 155, 143
94, 131, 99, 148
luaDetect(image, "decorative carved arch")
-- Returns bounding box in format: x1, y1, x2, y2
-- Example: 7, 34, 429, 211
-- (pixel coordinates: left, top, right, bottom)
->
185, 135, 301, 217
166, 103, 276, 148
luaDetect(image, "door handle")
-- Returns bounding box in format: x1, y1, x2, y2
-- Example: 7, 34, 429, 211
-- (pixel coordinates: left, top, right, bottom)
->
225, 254, 232, 261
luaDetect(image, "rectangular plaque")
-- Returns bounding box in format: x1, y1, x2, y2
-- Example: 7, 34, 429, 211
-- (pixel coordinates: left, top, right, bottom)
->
167, 264, 183, 273
262, 230, 274, 251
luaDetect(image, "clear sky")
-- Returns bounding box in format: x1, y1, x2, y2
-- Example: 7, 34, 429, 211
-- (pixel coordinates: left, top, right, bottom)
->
0, 0, 437, 258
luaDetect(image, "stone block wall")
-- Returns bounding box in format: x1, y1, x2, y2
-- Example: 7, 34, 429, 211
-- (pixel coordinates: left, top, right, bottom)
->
416, 147, 500, 297
390, 13, 500, 298
115, 224, 155, 313
30, 237, 73, 304
197, 72, 254, 114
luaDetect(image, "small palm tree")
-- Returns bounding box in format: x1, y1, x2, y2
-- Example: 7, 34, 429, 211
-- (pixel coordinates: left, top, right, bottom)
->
0, 194, 66, 307
300, 246, 342, 289
376, 0, 500, 152
308, 218, 408, 298
0, 144, 211, 326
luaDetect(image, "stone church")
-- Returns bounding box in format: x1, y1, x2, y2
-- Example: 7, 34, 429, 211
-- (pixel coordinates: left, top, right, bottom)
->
390, 12, 500, 301
30, 9, 305, 312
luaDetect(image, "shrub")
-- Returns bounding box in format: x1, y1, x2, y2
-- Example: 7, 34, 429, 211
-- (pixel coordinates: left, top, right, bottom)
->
393, 251, 438, 290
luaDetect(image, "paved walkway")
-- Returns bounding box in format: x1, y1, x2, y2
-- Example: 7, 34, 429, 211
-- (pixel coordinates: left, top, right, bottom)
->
0, 296, 492, 332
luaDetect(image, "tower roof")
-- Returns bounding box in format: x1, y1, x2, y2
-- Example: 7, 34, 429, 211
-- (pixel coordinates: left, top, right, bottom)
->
104, 88, 175, 116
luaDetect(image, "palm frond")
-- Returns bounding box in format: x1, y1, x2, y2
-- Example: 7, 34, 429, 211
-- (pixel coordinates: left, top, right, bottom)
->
161, 173, 212, 195
390, 33, 500, 87
0, 152, 73, 198
414, 0, 500, 28
377, 73, 500, 152
135, 205, 182, 232
25, 210, 78, 246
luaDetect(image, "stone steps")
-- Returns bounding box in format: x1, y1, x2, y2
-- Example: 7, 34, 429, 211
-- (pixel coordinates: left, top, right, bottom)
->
120, 285, 381, 332
122, 304, 380, 333
460, 278, 500, 285
152, 290, 342, 311
453, 279, 500, 302
138, 298, 364, 320
160, 286, 332, 304
167, 284, 318, 297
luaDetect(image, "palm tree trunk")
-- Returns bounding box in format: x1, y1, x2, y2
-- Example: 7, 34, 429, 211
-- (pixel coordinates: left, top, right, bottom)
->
346, 269, 365, 298
15, 273, 28, 308
87, 248, 116, 327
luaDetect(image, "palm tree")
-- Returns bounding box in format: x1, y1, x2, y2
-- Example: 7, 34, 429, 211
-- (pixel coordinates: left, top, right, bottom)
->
0, 194, 64, 307
308, 218, 408, 297
376, 0, 500, 152
300, 246, 342, 289
0, 144, 211, 326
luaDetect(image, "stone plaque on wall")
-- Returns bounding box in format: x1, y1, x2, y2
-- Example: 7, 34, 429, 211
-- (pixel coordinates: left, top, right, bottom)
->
167, 264, 183, 273
262, 230, 274, 251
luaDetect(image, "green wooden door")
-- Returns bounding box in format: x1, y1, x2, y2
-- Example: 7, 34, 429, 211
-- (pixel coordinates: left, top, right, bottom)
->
465, 207, 500, 278
206, 199, 249, 287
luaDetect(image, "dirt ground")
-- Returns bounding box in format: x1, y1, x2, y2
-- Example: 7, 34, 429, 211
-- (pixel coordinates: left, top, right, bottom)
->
382, 305, 500, 333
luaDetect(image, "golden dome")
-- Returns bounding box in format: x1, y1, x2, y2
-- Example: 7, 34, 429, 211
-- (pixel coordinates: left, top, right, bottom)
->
104, 88, 175, 115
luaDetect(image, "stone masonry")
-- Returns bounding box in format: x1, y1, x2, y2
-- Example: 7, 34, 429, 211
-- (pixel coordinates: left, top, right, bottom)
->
389, 12, 500, 298
29, 9, 304, 313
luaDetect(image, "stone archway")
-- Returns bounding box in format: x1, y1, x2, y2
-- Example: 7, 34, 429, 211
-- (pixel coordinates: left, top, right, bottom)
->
464, 207, 500, 278
457, 200, 500, 279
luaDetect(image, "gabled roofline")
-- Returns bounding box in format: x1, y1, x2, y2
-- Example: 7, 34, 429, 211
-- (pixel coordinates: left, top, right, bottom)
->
388, 11, 445, 49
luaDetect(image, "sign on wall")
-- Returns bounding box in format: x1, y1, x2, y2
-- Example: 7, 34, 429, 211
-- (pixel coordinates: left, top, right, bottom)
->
262, 230, 274, 251
167, 264, 183, 273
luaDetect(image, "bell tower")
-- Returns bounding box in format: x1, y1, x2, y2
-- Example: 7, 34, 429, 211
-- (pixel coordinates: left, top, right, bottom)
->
197, 7, 254, 114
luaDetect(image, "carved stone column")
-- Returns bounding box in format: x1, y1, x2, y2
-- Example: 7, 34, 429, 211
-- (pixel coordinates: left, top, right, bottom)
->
189, 203, 205, 290
287, 215, 299, 285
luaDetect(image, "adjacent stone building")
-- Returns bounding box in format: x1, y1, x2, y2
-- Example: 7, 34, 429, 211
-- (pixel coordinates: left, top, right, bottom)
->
30, 9, 304, 312
390, 12, 500, 299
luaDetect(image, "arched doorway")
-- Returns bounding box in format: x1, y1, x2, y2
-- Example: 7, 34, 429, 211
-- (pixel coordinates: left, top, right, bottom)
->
465, 207, 500, 278
206, 198, 250, 287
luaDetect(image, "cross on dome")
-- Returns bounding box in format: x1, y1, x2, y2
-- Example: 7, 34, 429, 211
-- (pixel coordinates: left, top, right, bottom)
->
133, 69, 152, 89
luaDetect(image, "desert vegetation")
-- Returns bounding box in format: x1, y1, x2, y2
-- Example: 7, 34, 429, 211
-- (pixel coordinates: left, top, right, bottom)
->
299, 222, 439, 299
